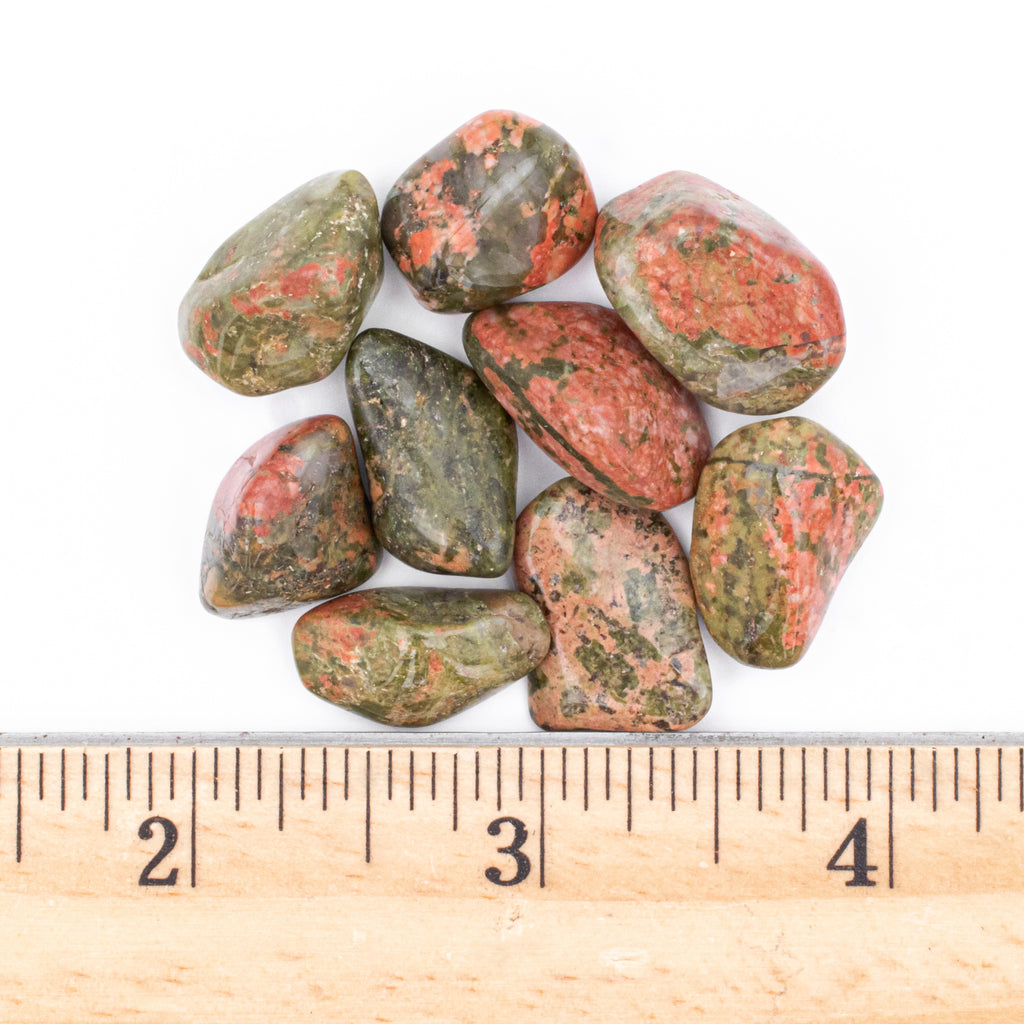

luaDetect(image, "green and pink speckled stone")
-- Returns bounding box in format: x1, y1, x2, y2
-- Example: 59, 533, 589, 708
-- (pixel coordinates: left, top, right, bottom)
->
515, 477, 711, 732
292, 588, 550, 727
595, 172, 845, 414
180, 171, 382, 396
690, 417, 883, 668
382, 111, 597, 312
463, 302, 710, 510
200, 416, 379, 617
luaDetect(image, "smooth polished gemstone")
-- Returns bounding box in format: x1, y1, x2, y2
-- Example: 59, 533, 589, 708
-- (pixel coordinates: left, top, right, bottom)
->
515, 477, 711, 731
346, 329, 517, 576
690, 417, 883, 667
463, 302, 710, 510
180, 171, 382, 395
292, 588, 550, 727
381, 110, 597, 312
201, 416, 379, 617
595, 171, 845, 414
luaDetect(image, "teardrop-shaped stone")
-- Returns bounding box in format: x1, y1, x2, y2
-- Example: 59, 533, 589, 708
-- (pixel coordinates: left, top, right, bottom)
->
346, 329, 517, 576
292, 588, 550, 727
200, 416, 379, 617
515, 477, 711, 731
381, 110, 597, 312
595, 171, 845, 414
179, 170, 383, 395
690, 417, 883, 667
464, 301, 710, 510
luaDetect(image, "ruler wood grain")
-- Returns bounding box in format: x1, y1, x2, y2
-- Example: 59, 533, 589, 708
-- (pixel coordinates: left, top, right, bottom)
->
0, 733, 1021, 1022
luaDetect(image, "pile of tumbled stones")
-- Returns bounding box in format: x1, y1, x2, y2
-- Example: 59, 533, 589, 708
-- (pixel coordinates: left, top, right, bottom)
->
182, 110, 883, 731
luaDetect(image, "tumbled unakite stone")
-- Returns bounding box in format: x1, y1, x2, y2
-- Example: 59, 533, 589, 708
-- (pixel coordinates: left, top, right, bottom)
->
464, 302, 710, 510
292, 588, 550, 727
346, 329, 517, 576
200, 416, 379, 617
690, 417, 883, 668
515, 478, 711, 731
595, 172, 845, 414
381, 110, 597, 312
179, 171, 382, 395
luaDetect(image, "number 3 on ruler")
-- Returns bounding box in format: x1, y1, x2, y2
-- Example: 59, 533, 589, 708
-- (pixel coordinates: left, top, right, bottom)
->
485, 816, 531, 886
827, 817, 878, 887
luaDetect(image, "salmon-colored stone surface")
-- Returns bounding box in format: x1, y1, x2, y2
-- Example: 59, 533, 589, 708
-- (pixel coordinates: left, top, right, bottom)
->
464, 302, 710, 510
515, 477, 711, 731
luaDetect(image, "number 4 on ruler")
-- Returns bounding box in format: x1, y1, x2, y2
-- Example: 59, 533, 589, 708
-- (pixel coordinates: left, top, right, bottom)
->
826, 817, 878, 887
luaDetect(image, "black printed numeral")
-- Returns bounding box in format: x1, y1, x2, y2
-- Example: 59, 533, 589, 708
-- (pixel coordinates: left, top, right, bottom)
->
138, 816, 179, 886
485, 816, 531, 886
827, 817, 877, 887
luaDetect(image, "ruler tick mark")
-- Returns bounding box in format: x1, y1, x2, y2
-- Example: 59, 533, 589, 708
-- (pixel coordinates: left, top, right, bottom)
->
736, 748, 742, 802
626, 747, 632, 832
650, 747, 655, 802
16, 749, 22, 863
887, 749, 894, 889
431, 752, 436, 801
409, 750, 415, 811
452, 753, 458, 832
932, 748, 938, 812
800, 747, 807, 832
583, 747, 589, 812
104, 753, 110, 831
693, 747, 698, 802
82, 752, 88, 802
364, 750, 371, 864
190, 749, 197, 888
474, 751, 480, 801
866, 748, 872, 802
1019, 748, 1023, 813
60, 748, 66, 812
148, 752, 153, 812
539, 748, 546, 888
954, 747, 960, 801
713, 748, 720, 865
213, 747, 219, 802
822, 747, 828, 802
344, 748, 349, 801
38, 752, 44, 802
235, 747, 241, 812
496, 748, 502, 811
757, 748, 763, 811
997, 747, 1003, 802
388, 750, 393, 801
300, 748, 306, 801
671, 748, 676, 811
518, 747, 523, 802
125, 748, 130, 802
910, 747, 915, 802
845, 748, 850, 812
322, 747, 328, 811
562, 747, 567, 802
975, 747, 981, 833
278, 752, 284, 831
256, 749, 262, 802
779, 747, 784, 802
169, 751, 175, 802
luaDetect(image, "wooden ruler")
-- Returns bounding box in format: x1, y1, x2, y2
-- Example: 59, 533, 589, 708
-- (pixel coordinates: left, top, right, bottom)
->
1, 733, 1021, 1022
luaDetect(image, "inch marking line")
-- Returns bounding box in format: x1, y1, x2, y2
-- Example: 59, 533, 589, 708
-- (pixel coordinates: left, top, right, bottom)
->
148, 752, 153, 812
16, 749, 22, 863
364, 750, 371, 864
190, 749, 197, 888
452, 753, 458, 832
539, 748, 546, 889
713, 748, 720, 864
887, 748, 894, 889
626, 747, 633, 833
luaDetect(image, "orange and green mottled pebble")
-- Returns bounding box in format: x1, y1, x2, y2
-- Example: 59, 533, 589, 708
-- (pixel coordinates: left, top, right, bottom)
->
292, 588, 550, 727
595, 172, 845, 414
346, 328, 517, 577
179, 171, 382, 396
200, 416, 379, 617
690, 417, 883, 668
463, 302, 710, 510
515, 477, 711, 732
382, 110, 597, 312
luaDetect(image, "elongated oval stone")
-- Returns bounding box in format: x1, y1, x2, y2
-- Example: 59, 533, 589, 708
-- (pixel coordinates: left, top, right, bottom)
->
381, 110, 597, 312
595, 171, 845, 414
201, 416, 379, 617
346, 329, 517, 577
464, 302, 710, 510
179, 171, 383, 396
690, 417, 883, 667
515, 477, 711, 731
292, 588, 550, 727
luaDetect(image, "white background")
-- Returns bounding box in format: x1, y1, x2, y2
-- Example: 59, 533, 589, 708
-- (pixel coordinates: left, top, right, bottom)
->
1, 0, 1020, 737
